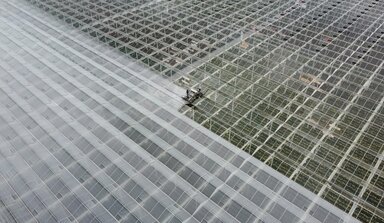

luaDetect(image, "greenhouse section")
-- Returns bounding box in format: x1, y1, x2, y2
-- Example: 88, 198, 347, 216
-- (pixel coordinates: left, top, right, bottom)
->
177, 1, 384, 222
3, 0, 384, 222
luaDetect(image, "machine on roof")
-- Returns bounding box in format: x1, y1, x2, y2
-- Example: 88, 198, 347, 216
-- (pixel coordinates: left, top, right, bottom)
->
182, 88, 204, 105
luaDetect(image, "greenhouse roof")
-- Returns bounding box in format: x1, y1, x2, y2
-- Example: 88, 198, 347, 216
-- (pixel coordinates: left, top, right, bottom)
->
0, 0, 383, 222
